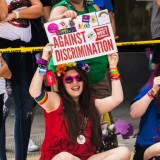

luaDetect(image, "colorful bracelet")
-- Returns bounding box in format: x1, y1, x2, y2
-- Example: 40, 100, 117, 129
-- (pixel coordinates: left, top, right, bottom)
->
36, 58, 48, 66
110, 68, 120, 80
35, 90, 48, 105
147, 89, 157, 99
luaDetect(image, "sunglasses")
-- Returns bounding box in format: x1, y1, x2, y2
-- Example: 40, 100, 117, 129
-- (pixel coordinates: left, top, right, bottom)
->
63, 74, 82, 83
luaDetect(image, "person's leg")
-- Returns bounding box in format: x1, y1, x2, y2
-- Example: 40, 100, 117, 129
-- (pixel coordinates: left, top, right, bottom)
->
144, 143, 160, 160
52, 152, 81, 160
88, 146, 131, 160
133, 144, 149, 160
12, 84, 34, 159
0, 92, 11, 160
0, 94, 3, 131
12, 54, 35, 160
28, 105, 39, 152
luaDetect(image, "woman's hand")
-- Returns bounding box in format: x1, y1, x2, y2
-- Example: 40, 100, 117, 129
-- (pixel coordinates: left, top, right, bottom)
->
63, 10, 77, 19
108, 53, 119, 68
152, 76, 160, 93
0, 56, 12, 79
1, 12, 15, 22
41, 44, 53, 61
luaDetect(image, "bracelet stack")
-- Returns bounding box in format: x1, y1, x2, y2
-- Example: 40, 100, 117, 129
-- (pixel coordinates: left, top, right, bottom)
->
36, 58, 48, 75
147, 89, 157, 99
110, 68, 120, 80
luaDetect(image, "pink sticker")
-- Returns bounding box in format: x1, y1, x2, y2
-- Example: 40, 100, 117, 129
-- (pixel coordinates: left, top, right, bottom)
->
48, 23, 59, 34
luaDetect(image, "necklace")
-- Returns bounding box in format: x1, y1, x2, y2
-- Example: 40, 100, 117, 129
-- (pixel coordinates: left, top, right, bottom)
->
77, 134, 86, 144
77, 112, 88, 144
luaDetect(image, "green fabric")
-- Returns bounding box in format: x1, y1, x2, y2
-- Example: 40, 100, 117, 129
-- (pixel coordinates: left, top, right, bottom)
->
84, 56, 108, 84
51, 0, 108, 84
48, 58, 56, 73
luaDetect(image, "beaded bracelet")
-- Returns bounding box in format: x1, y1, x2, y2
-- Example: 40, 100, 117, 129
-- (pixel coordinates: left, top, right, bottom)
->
147, 89, 157, 99
35, 90, 48, 105
36, 58, 48, 66
110, 68, 120, 80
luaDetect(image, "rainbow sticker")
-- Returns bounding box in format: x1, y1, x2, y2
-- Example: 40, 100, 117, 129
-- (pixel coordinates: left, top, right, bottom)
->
98, 11, 108, 17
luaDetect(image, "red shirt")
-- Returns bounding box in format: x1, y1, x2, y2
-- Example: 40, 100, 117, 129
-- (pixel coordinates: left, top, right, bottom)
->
40, 98, 96, 160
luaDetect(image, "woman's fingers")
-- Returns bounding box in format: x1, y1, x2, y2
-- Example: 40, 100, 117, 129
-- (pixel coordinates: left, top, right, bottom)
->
63, 10, 77, 18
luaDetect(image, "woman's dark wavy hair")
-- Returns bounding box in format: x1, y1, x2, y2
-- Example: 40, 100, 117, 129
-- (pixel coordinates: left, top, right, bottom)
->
58, 67, 102, 146
145, 64, 160, 105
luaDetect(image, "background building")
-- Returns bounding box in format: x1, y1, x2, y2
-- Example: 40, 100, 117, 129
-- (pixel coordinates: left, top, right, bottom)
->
114, 0, 153, 42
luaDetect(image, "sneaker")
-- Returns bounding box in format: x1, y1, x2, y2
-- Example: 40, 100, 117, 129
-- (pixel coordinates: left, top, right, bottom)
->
28, 139, 39, 152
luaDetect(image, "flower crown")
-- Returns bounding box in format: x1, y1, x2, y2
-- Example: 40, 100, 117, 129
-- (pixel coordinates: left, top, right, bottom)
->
49, 60, 90, 77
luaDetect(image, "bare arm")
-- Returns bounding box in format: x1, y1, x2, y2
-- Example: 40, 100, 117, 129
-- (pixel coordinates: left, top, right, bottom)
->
29, 45, 60, 113
0, 0, 8, 20
48, 3, 100, 22
43, 5, 51, 22
16, 0, 43, 19
93, 4, 100, 11
144, 142, 160, 160
0, 56, 12, 79
130, 94, 152, 119
156, 0, 160, 7
48, 6, 77, 21
2, 0, 43, 22
130, 76, 160, 118
48, 6, 67, 21
95, 53, 123, 115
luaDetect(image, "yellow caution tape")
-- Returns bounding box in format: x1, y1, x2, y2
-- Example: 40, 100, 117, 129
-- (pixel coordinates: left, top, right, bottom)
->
0, 47, 43, 53
116, 40, 160, 46
0, 40, 160, 53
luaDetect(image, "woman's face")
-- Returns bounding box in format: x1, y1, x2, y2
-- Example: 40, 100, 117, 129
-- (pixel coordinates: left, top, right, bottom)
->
63, 69, 83, 102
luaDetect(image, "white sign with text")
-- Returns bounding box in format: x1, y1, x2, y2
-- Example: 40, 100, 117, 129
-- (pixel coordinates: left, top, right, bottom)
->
44, 10, 117, 65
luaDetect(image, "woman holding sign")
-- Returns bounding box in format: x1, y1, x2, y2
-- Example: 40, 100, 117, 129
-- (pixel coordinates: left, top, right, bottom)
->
48, 0, 111, 99
29, 44, 131, 160
48, 0, 118, 151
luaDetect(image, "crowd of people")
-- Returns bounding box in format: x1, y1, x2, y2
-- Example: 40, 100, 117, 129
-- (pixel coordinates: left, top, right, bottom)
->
0, 0, 160, 160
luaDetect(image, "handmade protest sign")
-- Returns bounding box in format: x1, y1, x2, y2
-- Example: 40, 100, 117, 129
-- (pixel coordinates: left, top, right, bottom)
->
44, 9, 118, 65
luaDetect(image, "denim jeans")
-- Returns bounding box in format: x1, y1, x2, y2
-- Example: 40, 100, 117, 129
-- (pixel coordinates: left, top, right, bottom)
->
0, 92, 10, 160
0, 53, 35, 160
0, 94, 4, 131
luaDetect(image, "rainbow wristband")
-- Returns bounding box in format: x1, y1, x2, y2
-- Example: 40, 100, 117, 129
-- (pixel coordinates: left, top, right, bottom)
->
110, 68, 120, 80
147, 89, 157, 99
35, 90, 48, 105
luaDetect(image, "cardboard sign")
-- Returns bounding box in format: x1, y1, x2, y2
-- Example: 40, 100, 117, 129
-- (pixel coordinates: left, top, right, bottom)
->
44, 10, 118, 65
